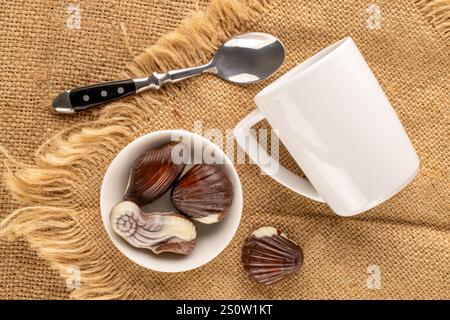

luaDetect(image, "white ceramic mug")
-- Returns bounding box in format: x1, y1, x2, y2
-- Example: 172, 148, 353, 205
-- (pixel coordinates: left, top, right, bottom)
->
233, 37, 419, 216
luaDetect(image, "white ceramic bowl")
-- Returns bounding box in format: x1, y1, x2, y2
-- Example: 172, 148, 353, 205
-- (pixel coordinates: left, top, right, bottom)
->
100, 130, 243, 272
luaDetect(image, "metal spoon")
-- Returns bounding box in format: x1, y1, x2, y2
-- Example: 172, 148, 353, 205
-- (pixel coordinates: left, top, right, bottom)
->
52, 32, 285, 113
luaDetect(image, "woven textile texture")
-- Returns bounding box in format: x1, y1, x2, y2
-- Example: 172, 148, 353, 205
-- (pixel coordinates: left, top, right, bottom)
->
0, 0, 449, 299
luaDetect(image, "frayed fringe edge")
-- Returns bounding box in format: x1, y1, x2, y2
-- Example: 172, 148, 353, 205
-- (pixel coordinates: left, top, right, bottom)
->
416, 0, 450, 42
0, 206, 135, 299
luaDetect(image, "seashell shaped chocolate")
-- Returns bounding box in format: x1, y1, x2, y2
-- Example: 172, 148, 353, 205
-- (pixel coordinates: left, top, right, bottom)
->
110, 201, 197, 255
124, 142, 186, 207
242, 226, 303, 285
170, 164, 233, 224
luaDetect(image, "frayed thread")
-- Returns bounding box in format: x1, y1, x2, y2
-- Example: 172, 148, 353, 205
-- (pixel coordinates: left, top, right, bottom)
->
0, 205, 135, 299
416, 0, 450, 41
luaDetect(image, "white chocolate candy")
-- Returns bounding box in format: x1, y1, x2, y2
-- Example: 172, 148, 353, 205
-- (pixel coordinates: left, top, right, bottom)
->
110, 201, 197, 255
194, 214, 221, 224
251, 226, 288, 239
251, 226, 278, 238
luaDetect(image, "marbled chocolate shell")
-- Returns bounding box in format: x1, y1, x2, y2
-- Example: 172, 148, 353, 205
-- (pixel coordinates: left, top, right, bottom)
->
242, 226, 303, 285
110, 201, 197, 255
124, 142, 186, 206
170, 164, 233, 224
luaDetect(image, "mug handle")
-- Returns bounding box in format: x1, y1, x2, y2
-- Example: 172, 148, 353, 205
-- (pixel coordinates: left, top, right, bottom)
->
233, 109, 325, 203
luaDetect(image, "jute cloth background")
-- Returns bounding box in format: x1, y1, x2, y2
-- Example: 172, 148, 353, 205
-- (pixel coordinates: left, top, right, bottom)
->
0, 0, 448, 299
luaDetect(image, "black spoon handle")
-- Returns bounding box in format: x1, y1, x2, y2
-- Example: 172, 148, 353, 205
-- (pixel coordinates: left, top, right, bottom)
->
52, 79, 136, 113
52, 65, 210, 114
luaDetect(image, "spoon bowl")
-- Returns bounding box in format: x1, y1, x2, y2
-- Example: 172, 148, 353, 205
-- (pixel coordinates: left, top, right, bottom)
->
209, 32, 285, 84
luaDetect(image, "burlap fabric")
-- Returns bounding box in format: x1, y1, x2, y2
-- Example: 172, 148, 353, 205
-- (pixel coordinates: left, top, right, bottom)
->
0, 0, 448, 299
